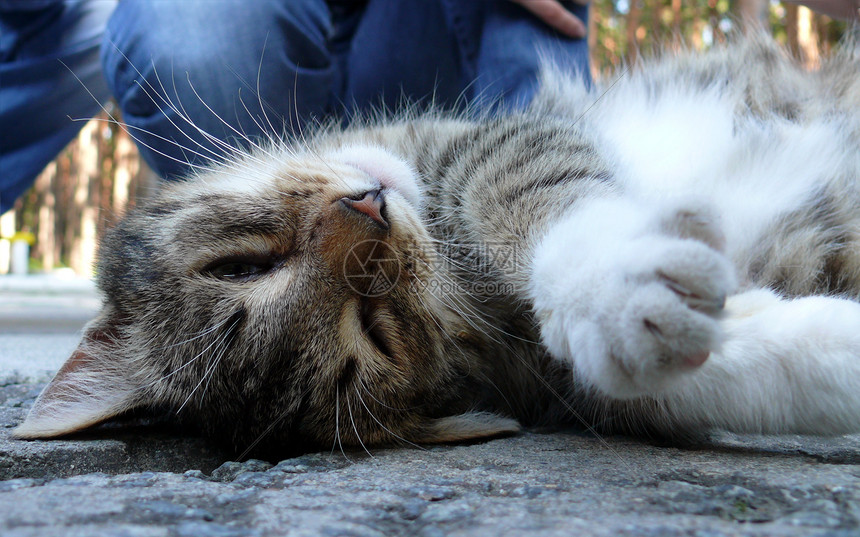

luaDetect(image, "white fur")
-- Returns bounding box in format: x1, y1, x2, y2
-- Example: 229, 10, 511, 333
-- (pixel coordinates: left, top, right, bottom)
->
330, 145, 423, 209
531, 197, 736, 397
663, 290, 860, 434
588, 85, 853, 261
530, 78, 860, 435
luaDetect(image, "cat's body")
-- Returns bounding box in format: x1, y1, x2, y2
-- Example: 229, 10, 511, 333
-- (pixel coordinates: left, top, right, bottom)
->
14, 36, 860, 457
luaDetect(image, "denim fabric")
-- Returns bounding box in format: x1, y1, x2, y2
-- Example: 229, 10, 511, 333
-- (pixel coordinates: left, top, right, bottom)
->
1, 0, 590, 212
101, 0, 339, 179
102, 0, 590, 180
0, 1, 62, 12
0, 0, 116, 214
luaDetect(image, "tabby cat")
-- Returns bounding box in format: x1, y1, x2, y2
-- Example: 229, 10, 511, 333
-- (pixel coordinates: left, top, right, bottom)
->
14, 37, 860, 458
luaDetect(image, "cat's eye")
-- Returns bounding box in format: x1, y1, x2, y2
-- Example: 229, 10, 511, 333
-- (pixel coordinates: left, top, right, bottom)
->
202, 255, 277, 281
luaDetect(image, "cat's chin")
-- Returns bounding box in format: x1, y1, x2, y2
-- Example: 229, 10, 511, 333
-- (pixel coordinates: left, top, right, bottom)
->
329, 145, 423, 209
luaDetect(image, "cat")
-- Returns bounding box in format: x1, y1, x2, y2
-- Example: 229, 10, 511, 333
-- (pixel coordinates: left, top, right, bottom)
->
13, 35, 860, 458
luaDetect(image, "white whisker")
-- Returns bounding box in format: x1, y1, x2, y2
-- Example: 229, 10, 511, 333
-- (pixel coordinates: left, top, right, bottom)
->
353, 382, 426, 451
332, 386, 353, 463
346, 392, 374, 459
175, 314, 242, 412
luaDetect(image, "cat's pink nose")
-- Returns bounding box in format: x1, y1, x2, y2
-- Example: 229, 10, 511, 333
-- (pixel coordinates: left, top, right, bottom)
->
340, 189, 388, 229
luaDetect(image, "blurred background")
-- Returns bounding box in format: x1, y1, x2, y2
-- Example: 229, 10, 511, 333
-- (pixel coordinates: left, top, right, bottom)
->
0, 0, 855, 279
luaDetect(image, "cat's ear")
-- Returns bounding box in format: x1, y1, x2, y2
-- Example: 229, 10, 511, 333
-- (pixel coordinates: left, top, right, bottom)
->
414, 412, 521, 443
13, 308, 141, 439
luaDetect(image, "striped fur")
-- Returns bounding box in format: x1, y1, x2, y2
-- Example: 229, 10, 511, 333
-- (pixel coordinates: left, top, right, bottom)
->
15, 36, 860, 455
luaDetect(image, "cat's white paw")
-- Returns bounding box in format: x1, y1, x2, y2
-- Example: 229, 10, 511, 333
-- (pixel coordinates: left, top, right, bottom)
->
656, 200, 726, 253
531, 203, 736, 399
608, 237, 734, 393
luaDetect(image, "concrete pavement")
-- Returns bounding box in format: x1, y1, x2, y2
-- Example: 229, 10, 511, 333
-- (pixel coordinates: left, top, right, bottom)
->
1, 275, 859, 536
0, 274, 97, 382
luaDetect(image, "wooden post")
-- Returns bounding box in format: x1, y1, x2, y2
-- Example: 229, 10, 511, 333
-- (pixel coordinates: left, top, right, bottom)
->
0, 210, 15, 274
786, 3, 800, 58
625, 0, 643, 67
734, 0, 769, 32
588, 0, 598, 81
71, 121, 100, 276
672, 0, 683, 49
36, 162, 57, 272
113, 128, 137, 216
797, 5, 821, 68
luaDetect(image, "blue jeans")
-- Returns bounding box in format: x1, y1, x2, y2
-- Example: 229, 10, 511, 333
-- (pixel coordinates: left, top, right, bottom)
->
1, 0, 589, 213
102, 0, 590, 179
0, 0, 116, 214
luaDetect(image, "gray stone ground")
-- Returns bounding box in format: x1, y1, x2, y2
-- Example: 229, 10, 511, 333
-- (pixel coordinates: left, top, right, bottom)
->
2, 277, 860, 536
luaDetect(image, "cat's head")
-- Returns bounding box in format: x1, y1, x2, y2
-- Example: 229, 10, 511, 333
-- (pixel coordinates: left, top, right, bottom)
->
14, 142, 518, 456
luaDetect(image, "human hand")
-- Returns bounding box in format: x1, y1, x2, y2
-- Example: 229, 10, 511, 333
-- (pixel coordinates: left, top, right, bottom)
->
784, 0, 859, 20
510, 0, 590, 39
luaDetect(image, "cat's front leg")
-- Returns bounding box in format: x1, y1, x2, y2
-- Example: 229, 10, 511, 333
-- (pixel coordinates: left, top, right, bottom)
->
529, 196, 736, 398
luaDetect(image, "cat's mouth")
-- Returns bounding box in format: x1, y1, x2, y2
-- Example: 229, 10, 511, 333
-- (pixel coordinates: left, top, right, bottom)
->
359, 299, 395, 360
